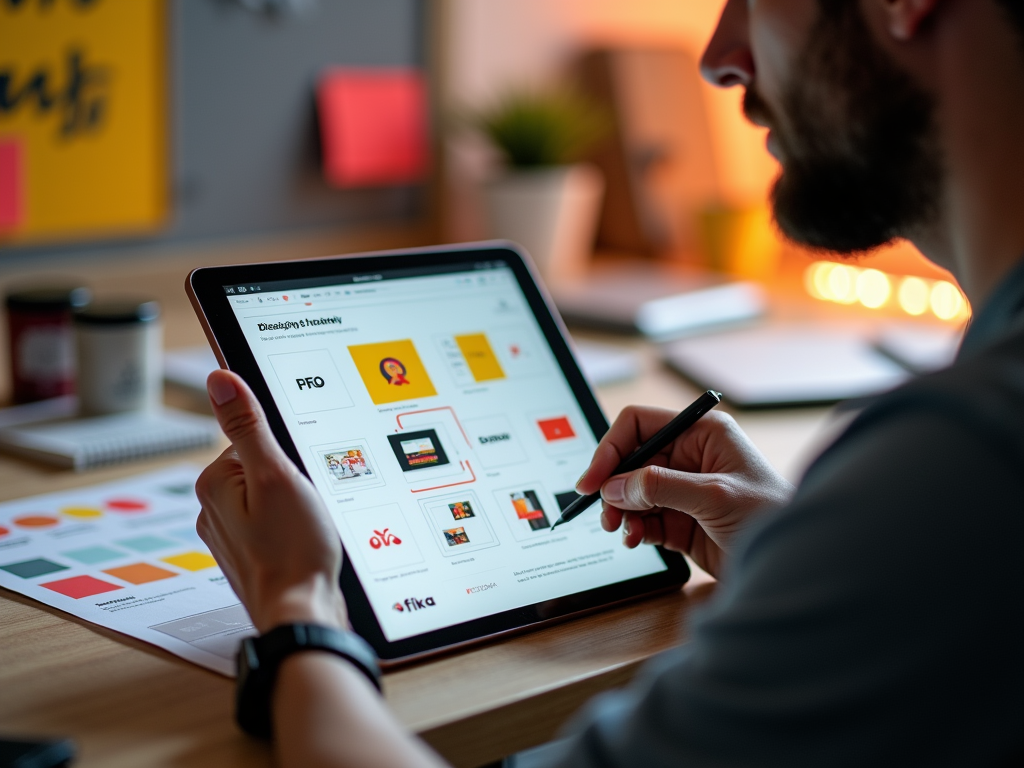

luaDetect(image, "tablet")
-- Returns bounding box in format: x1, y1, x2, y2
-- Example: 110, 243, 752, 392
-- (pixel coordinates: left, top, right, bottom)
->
187, 242, 688, 663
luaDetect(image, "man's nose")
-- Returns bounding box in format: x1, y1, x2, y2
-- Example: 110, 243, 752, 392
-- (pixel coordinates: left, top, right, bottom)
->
701, 0, 755, 89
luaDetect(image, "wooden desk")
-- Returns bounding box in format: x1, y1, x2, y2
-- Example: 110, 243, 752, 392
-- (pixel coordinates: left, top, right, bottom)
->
0, 249, 839, 767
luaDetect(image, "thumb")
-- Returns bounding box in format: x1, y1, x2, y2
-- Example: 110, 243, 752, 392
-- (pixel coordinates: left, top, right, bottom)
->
601, 464, 714, 514
207, 370, 288, 469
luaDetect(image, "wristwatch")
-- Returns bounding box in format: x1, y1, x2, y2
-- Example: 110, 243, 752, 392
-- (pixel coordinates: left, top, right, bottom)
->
236, 622, 382, 739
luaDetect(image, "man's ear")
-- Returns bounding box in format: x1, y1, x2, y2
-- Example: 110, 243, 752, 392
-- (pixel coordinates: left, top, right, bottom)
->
877, 0, 942, 40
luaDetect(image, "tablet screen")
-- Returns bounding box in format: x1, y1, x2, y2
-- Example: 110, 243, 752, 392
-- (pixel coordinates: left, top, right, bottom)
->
222, 260, 668, 642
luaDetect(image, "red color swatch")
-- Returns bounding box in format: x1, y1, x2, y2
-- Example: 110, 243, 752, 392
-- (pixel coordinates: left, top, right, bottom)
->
0, 138, 23, 230
41, 575, 122, 599
537, 417, 576, 442
0, 526, 9, 538
317, 68, 427, 187
106, 498, 149, 512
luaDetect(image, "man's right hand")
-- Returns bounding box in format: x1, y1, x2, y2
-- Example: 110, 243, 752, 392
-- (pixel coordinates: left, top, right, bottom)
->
576, 407, 794, 579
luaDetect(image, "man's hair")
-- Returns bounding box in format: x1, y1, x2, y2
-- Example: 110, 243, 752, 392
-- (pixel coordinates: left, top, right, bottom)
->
996, 0, 1024, 41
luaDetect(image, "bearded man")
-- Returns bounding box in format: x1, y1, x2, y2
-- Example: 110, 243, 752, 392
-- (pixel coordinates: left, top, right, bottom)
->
194, 1, 1024, 765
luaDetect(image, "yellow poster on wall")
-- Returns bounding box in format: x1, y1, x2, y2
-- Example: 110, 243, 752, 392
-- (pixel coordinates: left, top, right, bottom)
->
0, 0, 166, 244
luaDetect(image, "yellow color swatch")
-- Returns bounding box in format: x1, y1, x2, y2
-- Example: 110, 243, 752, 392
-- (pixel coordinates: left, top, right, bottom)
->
161, 552, 217, 571
348, 339, 437, 405
62, 507, 103, 519
455, 334, 505, 383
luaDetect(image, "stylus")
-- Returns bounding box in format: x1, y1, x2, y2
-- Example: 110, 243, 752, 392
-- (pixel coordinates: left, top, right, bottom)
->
550, 390, 722, 531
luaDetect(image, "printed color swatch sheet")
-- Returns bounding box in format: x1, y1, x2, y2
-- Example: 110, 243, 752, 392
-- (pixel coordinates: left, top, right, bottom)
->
227, 265, 667, 641
0, 465, 253, 676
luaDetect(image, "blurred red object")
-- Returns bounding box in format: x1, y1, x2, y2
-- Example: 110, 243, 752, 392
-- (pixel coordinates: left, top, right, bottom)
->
0, 138, 23, 230
317, 68, 428, 188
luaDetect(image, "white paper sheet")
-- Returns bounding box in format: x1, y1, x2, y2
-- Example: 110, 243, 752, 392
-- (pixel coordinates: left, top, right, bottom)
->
0, 465, 253, 676
662, 324, 910, 407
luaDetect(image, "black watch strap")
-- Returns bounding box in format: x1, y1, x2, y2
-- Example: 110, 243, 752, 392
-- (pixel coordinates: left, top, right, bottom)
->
236, 623, 382, 739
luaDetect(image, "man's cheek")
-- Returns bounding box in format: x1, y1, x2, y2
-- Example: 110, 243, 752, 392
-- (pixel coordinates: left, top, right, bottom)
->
748, 0, 817, 108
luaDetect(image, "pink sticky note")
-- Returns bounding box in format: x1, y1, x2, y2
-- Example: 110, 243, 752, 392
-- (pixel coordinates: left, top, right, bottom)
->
317, 68, 428, 188
0, 138, 24, 230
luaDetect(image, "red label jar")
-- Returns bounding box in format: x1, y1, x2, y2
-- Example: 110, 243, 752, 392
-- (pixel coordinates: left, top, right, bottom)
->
5, 286, 91, 403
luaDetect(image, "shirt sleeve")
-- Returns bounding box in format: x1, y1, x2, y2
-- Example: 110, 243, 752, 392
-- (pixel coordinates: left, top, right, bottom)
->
544, 406, 1024, 768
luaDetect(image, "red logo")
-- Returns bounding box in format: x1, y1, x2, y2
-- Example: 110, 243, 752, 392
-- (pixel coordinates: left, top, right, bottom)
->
538, 416, 575, 441
379, 357, 410, 386
392, 602, 404, 612
369, 528, 402, 549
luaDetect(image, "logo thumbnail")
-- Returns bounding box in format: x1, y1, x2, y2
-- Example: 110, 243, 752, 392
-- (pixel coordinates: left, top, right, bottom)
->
393, 596, 436, 612
379, 357, 409, 386
555, 490, 582, 512
448, 500, 475, 520
465, 415, 527, 469
312, 440, 384, 495
510, 490, 550, 530
268, 348, 353, 415
388, 429, 449, 472
537, 416, 576, 442
349, 339, 437, 405
324, 448, 373, 483
443, 527, 470, 547
420, 491, 498, 558
368, 528, 401, 549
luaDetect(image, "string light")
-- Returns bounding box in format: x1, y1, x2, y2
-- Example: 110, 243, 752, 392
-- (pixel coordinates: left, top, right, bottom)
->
805, 261, 969, 322
855, 269, 891, 309
930, 280, 964, 320
897, 276, 930, 316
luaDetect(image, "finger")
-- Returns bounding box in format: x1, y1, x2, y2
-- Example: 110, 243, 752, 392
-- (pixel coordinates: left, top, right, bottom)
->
577, 406, 677, 494
601, 464, 723, 515
601, 503, 623, 532
641, 514, 665, 546
194, 450, 246, 518
621, 512, 645, 548
207, 370, 290, 471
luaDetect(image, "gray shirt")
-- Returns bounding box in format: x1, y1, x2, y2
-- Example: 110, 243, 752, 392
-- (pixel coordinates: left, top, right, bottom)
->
551, 261, 1024, 767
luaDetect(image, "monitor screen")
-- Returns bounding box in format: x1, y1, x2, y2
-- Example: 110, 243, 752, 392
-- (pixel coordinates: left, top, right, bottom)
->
224, 261, 667, 642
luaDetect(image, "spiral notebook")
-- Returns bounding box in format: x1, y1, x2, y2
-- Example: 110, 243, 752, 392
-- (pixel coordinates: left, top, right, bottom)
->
0, 407, 220, 470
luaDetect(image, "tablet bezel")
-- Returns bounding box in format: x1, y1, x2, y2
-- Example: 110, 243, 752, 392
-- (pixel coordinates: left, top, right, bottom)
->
186, 242, 689, 664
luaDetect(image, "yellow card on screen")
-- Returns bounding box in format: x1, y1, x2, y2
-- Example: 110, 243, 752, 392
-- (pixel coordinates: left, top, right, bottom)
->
455, 333, 505, 382
349, 339, 437, 404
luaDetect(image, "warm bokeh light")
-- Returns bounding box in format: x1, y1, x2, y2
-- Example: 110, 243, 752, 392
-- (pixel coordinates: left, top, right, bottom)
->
827, 264, 858, 304
930, 280, 965, 321
856, 269, 891, 309
805, 261, 969, 322
897, 276, 930, 316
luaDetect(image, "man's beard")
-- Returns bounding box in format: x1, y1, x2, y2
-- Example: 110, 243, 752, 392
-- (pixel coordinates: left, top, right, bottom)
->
746, 2, 944, 254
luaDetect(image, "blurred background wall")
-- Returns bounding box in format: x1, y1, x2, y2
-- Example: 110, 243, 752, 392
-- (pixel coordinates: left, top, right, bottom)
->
443, 0, 776, 242
1, 0, 429, 261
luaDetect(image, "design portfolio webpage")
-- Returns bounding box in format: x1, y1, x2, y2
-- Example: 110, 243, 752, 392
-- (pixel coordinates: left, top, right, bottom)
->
226, 263, 667, 641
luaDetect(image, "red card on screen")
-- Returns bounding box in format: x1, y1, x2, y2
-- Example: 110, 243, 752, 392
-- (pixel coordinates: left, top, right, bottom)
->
537, 417, 576, 442
317, 68, 428, 187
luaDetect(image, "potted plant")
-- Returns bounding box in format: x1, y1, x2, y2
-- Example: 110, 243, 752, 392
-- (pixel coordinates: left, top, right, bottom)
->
474, 89, 608, 284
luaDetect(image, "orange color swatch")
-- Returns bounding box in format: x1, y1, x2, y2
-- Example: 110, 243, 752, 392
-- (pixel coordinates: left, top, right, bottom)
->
13, 514, 59, 528
104, 562, 178, 585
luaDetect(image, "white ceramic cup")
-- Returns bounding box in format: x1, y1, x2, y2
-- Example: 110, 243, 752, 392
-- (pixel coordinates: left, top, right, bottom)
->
74, 300, 162, 416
